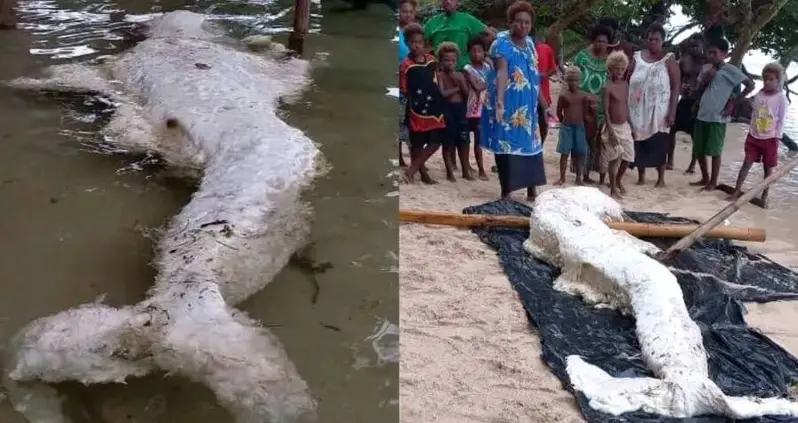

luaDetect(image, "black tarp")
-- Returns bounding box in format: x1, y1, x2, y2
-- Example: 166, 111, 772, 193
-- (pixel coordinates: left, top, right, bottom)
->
462, 199, 798, 423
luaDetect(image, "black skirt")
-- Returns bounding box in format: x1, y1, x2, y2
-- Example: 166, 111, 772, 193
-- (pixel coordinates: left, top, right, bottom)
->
673, 97, 697, 135
633, 132, 669, 168
495, 153, 547, 193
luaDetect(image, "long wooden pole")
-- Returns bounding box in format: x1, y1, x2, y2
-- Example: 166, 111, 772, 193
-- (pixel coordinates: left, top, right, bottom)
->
288, 0, 310, 54
659, 154, 798, 261
399, 209, 767, 242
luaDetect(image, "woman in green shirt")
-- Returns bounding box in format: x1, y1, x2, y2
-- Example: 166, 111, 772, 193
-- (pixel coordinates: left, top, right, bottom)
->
423, 0, 489, 71
571, 24, 612, 183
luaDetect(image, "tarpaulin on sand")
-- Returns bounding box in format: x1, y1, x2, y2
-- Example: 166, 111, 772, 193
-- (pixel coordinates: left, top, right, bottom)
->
463, 199, 798, 423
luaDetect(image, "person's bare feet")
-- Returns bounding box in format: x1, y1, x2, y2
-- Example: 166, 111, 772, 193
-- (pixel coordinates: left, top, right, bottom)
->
553, 179, 566, 186
666, 162, 674, 170
689, 179, 708, 186
700, 184, 716, 192
610, 189, 622, 199
655, 180, 666, 188
478, 171, 489, 181
684, 167, 696, 175
420, 174, 438, 184
575, 179, 585, 186
462, 173, 476, 181
400, 168, 414, 184
636, 179, 645, 186
446, 174, 456, 182
618, 183, 627, 195
725, 192, 741, 201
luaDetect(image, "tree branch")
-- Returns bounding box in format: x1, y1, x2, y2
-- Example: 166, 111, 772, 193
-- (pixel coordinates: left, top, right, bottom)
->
666, 21, 699, 44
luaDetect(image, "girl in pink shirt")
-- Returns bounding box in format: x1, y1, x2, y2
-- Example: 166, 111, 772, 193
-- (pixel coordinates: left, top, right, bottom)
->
728, 62, 789, 207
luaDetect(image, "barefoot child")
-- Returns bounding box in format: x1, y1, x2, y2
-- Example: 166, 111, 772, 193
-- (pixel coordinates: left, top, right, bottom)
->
601, 51, 634, 198
727, 62, 788, 207
397, 0, 418, 167
554, 67, 591, 185
437, 42, 473, 182
691, 36, 754, 191
400, 24, 446, 184
463, 36, 492, 181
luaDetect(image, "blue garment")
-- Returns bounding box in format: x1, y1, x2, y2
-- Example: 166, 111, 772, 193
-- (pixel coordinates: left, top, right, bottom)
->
398, 29, 410, 63
481, 31, 542, 156
556, 124, 588, 155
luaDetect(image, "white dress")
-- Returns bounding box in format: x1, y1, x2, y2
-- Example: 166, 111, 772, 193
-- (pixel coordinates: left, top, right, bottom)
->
628, 51, 674, 141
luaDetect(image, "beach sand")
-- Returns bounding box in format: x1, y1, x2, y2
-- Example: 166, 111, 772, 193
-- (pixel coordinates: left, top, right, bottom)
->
399, 82, 798, 423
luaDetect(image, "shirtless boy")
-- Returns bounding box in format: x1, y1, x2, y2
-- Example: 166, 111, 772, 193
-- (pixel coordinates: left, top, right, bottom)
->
554, 67, 593, 185
437, 42, 473, 182
602, 51, 634, 198
670, 35, 704, 172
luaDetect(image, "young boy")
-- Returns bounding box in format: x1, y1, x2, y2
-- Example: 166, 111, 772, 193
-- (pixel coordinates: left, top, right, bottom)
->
400, 23, 446, 184
463, 36, 492, 181
727, 62, 788, 207
437, 42, 473, 182
691, 37, 755, 191
397, 0, 418, 167
554, 67, 592, 185
601, 51, 634, 198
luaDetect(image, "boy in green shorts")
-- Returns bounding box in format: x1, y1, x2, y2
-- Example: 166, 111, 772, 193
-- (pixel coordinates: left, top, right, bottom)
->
690, 37, 754, 191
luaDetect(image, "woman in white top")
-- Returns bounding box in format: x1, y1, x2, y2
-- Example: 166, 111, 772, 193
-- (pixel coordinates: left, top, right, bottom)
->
627, 24, 680, 187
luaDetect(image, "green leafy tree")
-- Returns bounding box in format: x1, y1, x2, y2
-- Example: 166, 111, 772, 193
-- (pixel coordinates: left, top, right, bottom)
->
675, 0, 795, 65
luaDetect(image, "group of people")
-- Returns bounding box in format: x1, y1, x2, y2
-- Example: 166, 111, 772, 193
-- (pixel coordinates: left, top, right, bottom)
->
398, 0, 790, 207
398, 0, 557, 199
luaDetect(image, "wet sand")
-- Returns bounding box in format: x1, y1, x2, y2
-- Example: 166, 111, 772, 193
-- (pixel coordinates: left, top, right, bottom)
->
399, 82, 798, 422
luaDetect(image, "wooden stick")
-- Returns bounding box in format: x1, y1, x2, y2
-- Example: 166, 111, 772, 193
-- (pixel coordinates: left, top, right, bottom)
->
399, 209, 767, 242
659, 154, 798, 261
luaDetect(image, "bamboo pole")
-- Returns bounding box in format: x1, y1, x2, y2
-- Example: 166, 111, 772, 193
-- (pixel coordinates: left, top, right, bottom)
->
659, 154, 798, 261
399, 209, 767, 242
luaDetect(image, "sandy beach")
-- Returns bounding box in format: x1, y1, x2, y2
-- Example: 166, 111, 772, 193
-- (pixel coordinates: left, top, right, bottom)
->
399, 81, 798, 423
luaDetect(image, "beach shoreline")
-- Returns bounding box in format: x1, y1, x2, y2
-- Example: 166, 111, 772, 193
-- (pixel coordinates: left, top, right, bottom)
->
399, 81, 798, 422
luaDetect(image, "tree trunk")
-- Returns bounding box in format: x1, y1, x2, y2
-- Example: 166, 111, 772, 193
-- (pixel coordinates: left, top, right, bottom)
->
545, 0, 600, 58
728, 0, 790, 66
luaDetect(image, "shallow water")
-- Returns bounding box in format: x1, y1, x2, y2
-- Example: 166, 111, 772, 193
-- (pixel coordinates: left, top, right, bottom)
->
0, 0, 397, 422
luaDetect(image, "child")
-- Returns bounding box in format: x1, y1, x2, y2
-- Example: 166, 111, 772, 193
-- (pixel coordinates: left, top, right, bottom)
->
437, 42, 472, 182
554, 67, 592, 185
727, 62, 788, 207
601, 51, 634, 198
400, 23, 446, 184
397, 0, 417, 167
691, 36, 755, 191
463, 36, 492, 181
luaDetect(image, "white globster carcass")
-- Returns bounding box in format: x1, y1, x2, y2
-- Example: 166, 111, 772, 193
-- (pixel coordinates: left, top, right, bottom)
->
523, 187, 798, 418
4, 11, 321, 423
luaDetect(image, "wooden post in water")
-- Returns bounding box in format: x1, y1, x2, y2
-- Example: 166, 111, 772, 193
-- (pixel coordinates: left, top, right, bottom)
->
288, 0, 310, 54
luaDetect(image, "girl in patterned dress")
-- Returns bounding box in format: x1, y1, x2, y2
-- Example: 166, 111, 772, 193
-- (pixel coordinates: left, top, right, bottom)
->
463, 35, 492, 180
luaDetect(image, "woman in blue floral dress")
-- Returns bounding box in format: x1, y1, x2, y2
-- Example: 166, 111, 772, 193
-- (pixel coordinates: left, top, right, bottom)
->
481, 0, 549, 200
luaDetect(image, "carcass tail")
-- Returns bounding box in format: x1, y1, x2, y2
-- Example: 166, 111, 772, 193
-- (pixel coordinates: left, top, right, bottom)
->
144, 281, 317, 423
566, 355, 798, 419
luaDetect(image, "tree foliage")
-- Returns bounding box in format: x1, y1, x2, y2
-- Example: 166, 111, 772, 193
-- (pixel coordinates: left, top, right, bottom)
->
676, 0, 798, 60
